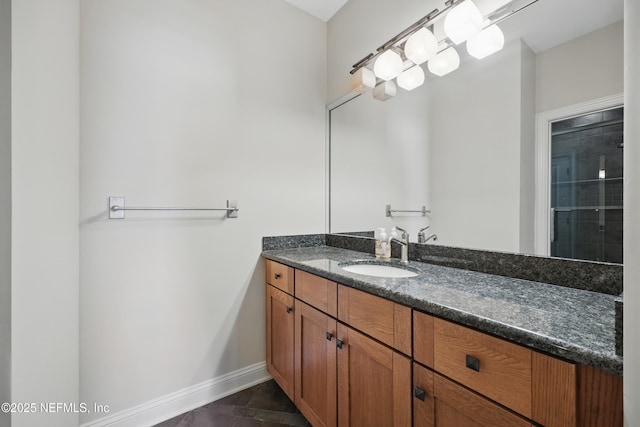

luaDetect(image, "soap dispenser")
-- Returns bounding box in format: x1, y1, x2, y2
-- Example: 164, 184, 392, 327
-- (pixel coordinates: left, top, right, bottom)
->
375, 228, 387, 258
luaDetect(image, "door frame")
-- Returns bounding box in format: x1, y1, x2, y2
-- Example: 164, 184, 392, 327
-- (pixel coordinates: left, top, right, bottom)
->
534, 93, 624, 256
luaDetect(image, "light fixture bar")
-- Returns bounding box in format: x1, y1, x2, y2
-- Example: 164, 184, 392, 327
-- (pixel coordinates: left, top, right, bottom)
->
350, 0, 538, 75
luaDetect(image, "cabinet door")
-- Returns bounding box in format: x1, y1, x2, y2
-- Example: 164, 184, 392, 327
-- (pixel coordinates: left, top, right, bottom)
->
294, 301, 337, 427
266, 284, 295, 400
336, 324, 411, 427
431, 371, 531, 427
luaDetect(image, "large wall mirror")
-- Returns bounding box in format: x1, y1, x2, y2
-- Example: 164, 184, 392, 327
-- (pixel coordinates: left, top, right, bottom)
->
329, 0, 623, 263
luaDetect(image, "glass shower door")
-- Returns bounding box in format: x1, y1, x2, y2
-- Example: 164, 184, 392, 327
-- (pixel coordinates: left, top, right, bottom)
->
550, 107, 623, 263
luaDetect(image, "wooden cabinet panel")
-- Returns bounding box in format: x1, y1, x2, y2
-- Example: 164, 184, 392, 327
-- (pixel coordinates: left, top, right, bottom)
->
577, 364, 623, 427
266, 284, 295, 400
294, 301, 337, 427
295, 270, 338, 317
433, 318, 532, 417
414, 311, 435, 368
532, 352, 577, 427
266, 260, 294, 295
413, 363, 435, 427
433, 374, 532, 427
338, 285, 411, 355
337, 323, 411, 427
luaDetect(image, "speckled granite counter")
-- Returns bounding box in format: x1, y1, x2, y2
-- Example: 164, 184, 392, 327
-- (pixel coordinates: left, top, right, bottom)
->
262, 245, 623, 375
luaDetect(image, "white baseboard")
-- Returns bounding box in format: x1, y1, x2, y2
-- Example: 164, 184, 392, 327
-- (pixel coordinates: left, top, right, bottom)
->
80, 362, 271, 427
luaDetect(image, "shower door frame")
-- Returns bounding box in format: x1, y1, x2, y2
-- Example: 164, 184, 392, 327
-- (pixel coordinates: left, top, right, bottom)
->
534, 93, 624, 257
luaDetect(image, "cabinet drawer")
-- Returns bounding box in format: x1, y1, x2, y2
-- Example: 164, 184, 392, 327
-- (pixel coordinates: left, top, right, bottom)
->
338, 285, 411, 356
295, 270, 337, 317
433, 372, 532, 427
434, 318, 532, 417
266, 260, 294, 295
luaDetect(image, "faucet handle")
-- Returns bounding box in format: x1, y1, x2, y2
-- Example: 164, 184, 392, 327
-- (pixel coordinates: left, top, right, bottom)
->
394, 226, 408, 241
419, 225, 430, 233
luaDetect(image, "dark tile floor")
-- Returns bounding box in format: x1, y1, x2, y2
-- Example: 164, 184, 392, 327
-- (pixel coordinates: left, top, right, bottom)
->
153, 380, 310, 427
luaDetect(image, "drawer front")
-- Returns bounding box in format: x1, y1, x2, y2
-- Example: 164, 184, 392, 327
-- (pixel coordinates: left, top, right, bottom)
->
433, 373, 532, 427
266, 260, 294, 295
433, 318, 532, 417
295, 270, 337, 317
338, 285, 411, 355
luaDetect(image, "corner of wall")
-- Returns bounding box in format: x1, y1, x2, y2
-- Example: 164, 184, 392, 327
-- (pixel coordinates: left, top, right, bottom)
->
0, 0, 12, 424
519, 39, 536, 254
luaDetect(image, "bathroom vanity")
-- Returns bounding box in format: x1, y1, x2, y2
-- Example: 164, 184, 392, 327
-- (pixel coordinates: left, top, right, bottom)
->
262, 236, 623, 427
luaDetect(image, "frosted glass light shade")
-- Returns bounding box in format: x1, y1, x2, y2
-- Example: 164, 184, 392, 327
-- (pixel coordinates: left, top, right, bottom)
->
443, 0, 483, 45
397, 65, 425, 91
404, 28, 438, 65
350, 68, 376, 93
467, 24, 505, 59
427, 47, 460, 76
373, 50, 403, 81
373, 80, 397, 101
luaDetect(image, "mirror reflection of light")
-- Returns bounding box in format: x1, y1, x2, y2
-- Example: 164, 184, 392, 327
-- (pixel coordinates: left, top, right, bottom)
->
467, 24, 505, 59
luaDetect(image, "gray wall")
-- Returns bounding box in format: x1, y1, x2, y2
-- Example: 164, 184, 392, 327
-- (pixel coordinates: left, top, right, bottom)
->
11, 1, 80, 426
79, 0, 326, 424
536, 21, 623, 113
0, 0, 11, 425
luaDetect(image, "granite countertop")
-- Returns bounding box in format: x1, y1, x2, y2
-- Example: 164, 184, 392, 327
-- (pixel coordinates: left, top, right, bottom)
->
262, 245, 623, 375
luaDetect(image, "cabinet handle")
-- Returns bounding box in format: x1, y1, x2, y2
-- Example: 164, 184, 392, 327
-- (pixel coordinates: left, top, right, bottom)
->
465, 355, 480, 372
336, 339, 344, 349
326, 332, 333, 341
286, 306, 292, 314
274, 273, 281, 279
414, 387, 426, 402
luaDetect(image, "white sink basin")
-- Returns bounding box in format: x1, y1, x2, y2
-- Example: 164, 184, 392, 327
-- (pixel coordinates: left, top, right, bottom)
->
340, 263, 419, 278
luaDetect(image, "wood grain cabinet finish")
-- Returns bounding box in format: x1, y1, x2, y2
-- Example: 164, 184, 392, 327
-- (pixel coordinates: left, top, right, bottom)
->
414, 311, 435, 369
266, 284, 295, 400
433, 318, 532, 417
413, 363, 532, 427
337, 323, 411, 427
266, 260, 294, 295
294, 301, 337, 427
295, 270, 338, 317
338, 285, 412, 356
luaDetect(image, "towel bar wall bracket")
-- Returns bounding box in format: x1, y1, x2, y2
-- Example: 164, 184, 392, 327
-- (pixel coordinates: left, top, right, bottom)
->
385, 204, 430, 217
108, 197, 239, 219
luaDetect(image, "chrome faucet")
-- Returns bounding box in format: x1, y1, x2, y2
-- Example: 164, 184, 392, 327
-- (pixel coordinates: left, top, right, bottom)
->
388, 226, 409, 264
418, 226, 438, 244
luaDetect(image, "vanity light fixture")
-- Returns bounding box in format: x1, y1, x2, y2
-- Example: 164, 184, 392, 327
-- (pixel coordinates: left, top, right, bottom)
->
350, 67, 376, 93
373, 80, 397, 101
427, 47, 460, 77
443, 0, 484, 45
467, 24, 505, 59
349, 0, 538, 101
404, 28, 439, 65
397, 65, 426, 90
373, 49, 404, 81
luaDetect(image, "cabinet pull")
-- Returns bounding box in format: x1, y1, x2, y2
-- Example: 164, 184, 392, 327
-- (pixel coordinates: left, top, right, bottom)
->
326, 331, 333, 341
336, 339, 344, 349
286, 306, 292, 314
274, 273, 281, 279
414, 387, 426, 401
465, 355, 480, 372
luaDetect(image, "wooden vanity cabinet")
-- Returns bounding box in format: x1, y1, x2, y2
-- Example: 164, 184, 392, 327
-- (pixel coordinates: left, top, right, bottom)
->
294, 300, 337, 427
414, 310, 623, 427
413, 363, 532, 427
266, 284, 295, 400
266, 261, 622, 426
337, 323, 411, 427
